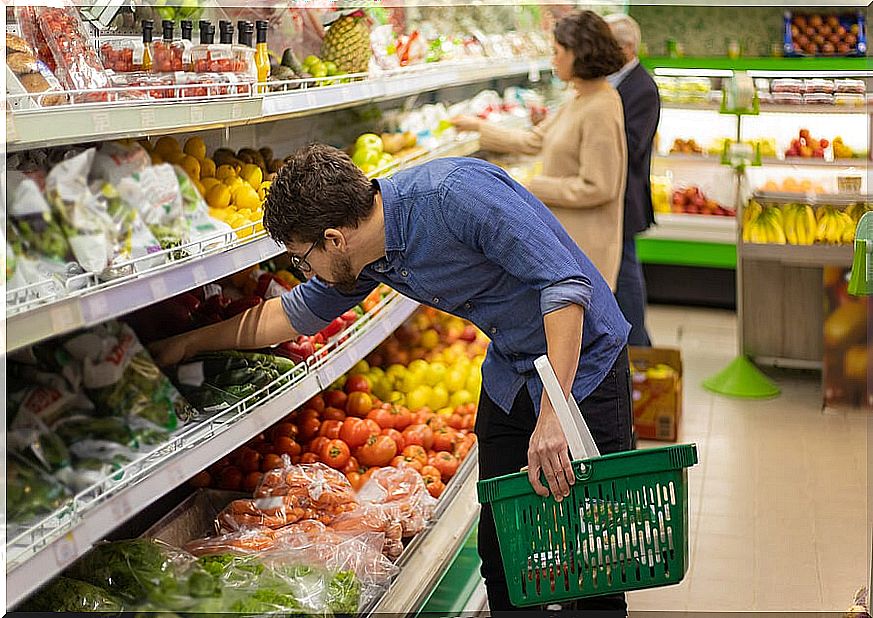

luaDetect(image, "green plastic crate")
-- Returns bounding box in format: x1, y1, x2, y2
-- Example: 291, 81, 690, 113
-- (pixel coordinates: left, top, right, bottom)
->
477, 444, 698, 607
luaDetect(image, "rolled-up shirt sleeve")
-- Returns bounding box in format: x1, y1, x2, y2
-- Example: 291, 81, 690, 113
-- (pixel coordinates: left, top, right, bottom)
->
438, 164, 593, 312
280, 275, 378, 335
540, 278, 593, 315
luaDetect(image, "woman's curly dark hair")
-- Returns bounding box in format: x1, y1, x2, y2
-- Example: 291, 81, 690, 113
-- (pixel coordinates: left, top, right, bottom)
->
554, 10, 626, 80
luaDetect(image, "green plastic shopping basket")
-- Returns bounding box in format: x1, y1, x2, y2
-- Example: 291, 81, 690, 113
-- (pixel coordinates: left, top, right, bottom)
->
477, 444, 698, 607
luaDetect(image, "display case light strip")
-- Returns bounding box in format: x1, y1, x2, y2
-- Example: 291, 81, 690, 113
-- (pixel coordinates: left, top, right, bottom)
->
653, 68, 734, 78
745, 70, 873, 78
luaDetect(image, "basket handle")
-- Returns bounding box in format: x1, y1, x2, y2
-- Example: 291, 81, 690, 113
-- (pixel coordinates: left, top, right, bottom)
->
534, 355, 600, 461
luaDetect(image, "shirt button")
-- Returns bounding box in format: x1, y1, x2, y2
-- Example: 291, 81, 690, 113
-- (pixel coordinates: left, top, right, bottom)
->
432, 297, 440, 304
400, 268, 409, 277
464, 302, 471, 310
490, 327, 497, 335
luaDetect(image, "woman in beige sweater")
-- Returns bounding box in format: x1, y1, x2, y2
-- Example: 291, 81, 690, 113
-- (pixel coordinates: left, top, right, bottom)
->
453, 11, 628, 289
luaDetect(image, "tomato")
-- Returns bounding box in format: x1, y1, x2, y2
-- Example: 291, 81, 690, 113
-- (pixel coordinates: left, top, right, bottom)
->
391, 455, 423, 472
343, 456, 361, 475
402, 445, 428, 466
300, 452, 320, 464
323, 406, 346, 421
190, 471, 211, 488
415, 408, 435, 424
254, 442, 277, 456
242, 471, 262, 493
402, 424, 434, 451
364, 419, 382, 436
355, 434, 397, 467
367, 408, 395, 429
298, 408, 320, 423
347, 471, 363, 491
274, 436, 301, 457
306, 395, 326, 413
390, 406, 413, 430
454, 441, 471, 461
381, 428, 404, 451
319, 420, 343, 440
321, 439, 351, 470
421, 465, 441, 479
344, 374, 371, 394
448, 413, 465, 430
432, 427, 458, 452
272, 422, 299, 440
346, 391, 373, 418
430, 451, 459, 481
308, 436, 330, 457
238, 448, 262, 473
218, 466, 243, 490
339, 418, 373, 449
426, 416, 448, 432
261, 454, 284, 472
423, 474, 445, 498
298, 416, 321, 442
324, 390, 348, 410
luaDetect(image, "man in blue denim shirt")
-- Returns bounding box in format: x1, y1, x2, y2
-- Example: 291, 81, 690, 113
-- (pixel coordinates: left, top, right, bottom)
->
153, 144, 633, 613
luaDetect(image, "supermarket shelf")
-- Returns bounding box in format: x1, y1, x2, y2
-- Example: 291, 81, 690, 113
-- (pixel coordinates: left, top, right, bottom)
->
8, 58, 549, 151
369, 453, 480, 616
741, 242, 853, 266
753, 191, 870, 206
637, 237, 737, 269
5, 133, 482, 353
5, 292, 420, 610
661, 101, 869, 115
759, 157, 868, 168
645, 212, 737, 244
642, 55, 870, 73
654, 153, 725, 166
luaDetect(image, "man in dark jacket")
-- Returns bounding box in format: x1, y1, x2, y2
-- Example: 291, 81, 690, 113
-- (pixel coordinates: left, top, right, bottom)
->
606, 13, 660, 347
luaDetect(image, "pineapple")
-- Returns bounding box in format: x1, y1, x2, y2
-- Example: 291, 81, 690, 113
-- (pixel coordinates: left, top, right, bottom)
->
321, 11, 372, 75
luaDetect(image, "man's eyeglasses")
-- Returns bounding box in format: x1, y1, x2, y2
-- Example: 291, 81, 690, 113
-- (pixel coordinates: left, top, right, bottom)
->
289, 242, 317, 277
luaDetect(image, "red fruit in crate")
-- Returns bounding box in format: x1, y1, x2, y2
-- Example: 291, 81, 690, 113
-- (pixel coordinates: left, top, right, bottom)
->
344, 374, 371, 394
819, 138, 829, 148
324, 390, 348, 410
813, 148, 824, 158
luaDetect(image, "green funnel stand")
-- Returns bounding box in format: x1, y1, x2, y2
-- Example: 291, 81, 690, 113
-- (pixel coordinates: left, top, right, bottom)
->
703, 355, 780, 399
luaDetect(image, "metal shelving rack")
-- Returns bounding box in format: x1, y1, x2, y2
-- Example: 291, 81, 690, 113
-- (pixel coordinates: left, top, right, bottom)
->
3, 46, 538, 608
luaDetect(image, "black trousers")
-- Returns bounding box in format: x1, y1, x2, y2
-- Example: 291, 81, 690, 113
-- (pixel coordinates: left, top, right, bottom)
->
476, 348, 634, 616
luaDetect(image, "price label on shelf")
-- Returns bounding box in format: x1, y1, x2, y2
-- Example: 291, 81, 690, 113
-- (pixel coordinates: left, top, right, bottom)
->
140, 108, 157, 128
50, 305, 78, 334
92, 112, 111, 134
52, 532, 79, 567
190, 105, 204, 124
83, 295, 110, 323
149, 277, 169, 301
231, 103, 243, 119
232, 250, 247, 271
318, 361, 343, 389
192, 265, 208, 285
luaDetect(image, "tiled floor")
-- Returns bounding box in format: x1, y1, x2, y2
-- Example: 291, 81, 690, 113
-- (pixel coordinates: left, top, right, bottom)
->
628, 305, 870, 614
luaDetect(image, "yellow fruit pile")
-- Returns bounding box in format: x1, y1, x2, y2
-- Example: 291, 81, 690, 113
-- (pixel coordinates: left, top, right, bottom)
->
743, 199, 870, 246
139, 136, 276, 239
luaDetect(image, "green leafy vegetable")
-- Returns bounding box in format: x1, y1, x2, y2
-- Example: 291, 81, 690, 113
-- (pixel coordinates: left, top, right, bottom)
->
20, 577, 123, 612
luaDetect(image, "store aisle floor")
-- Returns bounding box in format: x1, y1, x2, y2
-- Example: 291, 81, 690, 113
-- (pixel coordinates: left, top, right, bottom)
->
629, 305, 869, 614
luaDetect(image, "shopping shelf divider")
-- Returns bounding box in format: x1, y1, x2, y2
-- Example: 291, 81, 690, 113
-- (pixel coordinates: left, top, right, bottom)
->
5, 291, 420, 610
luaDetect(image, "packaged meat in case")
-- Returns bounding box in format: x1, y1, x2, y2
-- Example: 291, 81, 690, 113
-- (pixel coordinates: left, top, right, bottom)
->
835, 78, 865, 94
771, 78, 803, 93
803, 78, 835, 94
35, 5, 111, 95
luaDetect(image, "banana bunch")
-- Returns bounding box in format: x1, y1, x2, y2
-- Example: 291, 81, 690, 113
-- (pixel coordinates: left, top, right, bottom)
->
743, 203, 786, 244
813, 206, 856, 244
781, 203, 817, 245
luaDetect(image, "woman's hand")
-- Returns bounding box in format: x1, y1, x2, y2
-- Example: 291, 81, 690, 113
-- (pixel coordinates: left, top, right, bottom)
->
527, 398, 575, 500
149, 334, 191, 367
451, 115, 483, 132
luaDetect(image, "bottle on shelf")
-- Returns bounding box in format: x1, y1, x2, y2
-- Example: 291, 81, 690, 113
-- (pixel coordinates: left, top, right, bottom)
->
153, 19, 185, 72
140, 19, 154, 71
181, 20, 193, 42
219, 20, 234, 46
255, 20, 270, 86
232, 21, 257, 79
192, 21, 236, 72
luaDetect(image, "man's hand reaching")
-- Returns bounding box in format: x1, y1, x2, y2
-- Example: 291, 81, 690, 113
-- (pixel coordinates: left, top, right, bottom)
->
149, 334, 190, 367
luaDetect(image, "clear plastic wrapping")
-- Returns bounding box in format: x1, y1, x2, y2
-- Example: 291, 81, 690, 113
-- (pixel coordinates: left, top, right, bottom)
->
356, 466, 437, 537
35, 5, 111, 95
329, 504, 404, 559
153, 39, 191, 72
7, 451, 72, 526
100, 39, 147, 73
771, 78, 803, 94
835, 79, 865, 94
19, 577, 123, 612
176, 71, 255, 98
191, 42, 254, 74
803, 78, 835, 94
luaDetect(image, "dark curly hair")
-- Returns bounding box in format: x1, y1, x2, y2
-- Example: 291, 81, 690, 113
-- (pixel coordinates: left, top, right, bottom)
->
554, 10, 626, 80
263, 143, 376, 246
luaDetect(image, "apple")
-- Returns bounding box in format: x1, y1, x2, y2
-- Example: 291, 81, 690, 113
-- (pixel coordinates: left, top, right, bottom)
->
813, 148, 824, 158
819, 138, 829, 148
352, 147, 381, 168
355, 133, 384, 154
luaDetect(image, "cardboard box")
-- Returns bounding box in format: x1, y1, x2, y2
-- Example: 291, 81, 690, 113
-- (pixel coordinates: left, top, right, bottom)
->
629, 347, 683, 442
142, 489, 243, 546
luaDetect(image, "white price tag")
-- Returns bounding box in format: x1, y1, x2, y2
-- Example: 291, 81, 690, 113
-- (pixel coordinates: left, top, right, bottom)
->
231, 103, 242, 119
232, 251, 247, 271
92, 112, 110, 133
50, 305, 77, 333
528, 61, 541, 83
53, 532, 78, 567
109, 494, 132, 520
306, 92, 317, 108
150, 277, 169, 301
319, 361, 342, 389
190, 105, 204, 124
192, 265, 208, 285
84, 295, 109, 323
140, 108, 157, 128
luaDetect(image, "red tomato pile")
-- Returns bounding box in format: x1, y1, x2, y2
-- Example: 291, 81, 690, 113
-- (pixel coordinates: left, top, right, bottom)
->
193, 373, 477, 499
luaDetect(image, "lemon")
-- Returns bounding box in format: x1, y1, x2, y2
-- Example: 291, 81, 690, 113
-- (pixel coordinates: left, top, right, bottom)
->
206, 184, 231, 209
215, 164, 237, 181
234, 184, 261, 211
208, 207, 229, 220
193, 179, 205, 197
224, 177, 243, 193
179, 155, 201, 180
165, 151, 186, 165
201, 177, 221, 192
241, 163, 263, 188
200, 158, 216, 179
154, 136, 181, 158
183, 136, 207, 161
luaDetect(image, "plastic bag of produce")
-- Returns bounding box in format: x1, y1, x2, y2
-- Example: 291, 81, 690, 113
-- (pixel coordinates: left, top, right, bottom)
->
97, 181, 163, 275
91, 140, 153, 187
172, 165, 233, 247
254, 460, 358, 507
329, 504, 404, 559
63, 320, 192, 430
117, 163, 189, 252
356, 465, 437, 536
19, 577, 123, 612
44, 148, 114, 274
7, 451, 71, 526
8, 174, 77, 270
67, 538, 222, 610
185, 527, 278, 556
35, 5, 111, 95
